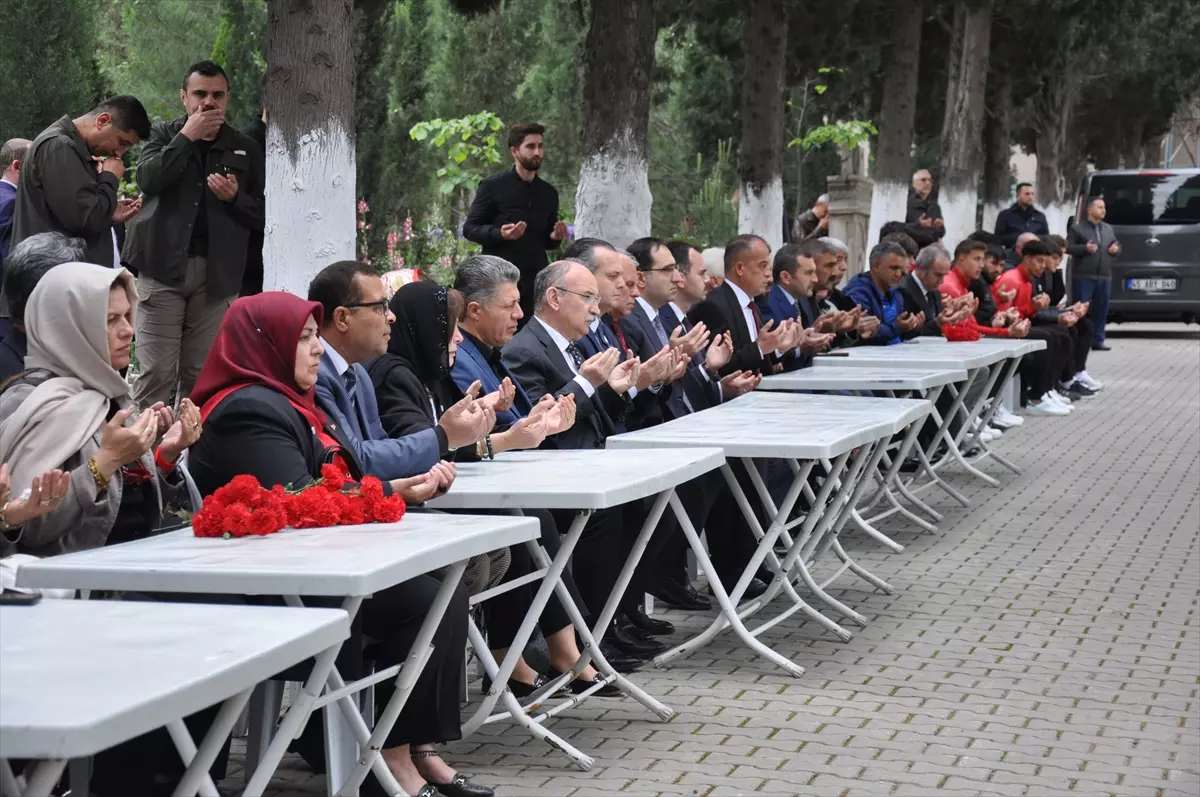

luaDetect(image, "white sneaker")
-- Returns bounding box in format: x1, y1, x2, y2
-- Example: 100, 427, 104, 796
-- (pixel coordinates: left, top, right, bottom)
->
1075, 371, 1104, 391
988, 425, 1003, 437
1043, 392, 1075, 411
1049, 389, 1073, 405
992, 406, 1025, 428
979, 427, 998, 442
1025, 399, 1070, 416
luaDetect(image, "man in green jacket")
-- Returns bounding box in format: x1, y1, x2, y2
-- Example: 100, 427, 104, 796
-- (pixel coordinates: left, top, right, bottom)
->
12, 97, 150, 269
123, 60, 265, 408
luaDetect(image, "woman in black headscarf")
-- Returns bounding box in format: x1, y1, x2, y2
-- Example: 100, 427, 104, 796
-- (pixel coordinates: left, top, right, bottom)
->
368, 281, 615, 698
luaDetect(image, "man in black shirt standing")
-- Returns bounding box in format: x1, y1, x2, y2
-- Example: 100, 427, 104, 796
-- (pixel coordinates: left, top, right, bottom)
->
464, 122, 568, 320
123, 60, 264, 409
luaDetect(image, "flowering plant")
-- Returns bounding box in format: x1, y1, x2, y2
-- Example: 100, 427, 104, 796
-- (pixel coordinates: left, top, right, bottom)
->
191, 465, 407, 539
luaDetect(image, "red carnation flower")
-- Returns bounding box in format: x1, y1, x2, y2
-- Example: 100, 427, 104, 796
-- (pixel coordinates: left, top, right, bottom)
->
359, 476, 385, 505
222, 504, 253, 537
321, 464, 347, 493
371, 494, 407, 523
191, 502, 225, 537
248, 507, 285, 536
215, 474, 263, 507
340, 495, 367, 526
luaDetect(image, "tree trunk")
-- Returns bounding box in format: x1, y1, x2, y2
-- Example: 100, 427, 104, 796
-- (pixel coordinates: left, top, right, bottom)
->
1033, 65, 1077, 234
263, 0, 356, 295
981, 62, 1012, 232
736, 0, 787, 250
573, 0, 655, 249
937, 1, 991, 246
868, 0, 923, 253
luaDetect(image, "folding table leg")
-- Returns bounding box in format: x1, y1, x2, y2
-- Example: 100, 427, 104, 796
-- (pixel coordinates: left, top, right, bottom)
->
169, 686, 254, 797
461, 511, 591, 736
16, 760, 65, 797
0, 760, 21, 796
660, 491, 806, 677
244, 680, 283, 782
242, 595, 364, 797
334, 561, 467, 796
930, 369, 1001, 486
957, 356, 1024, 474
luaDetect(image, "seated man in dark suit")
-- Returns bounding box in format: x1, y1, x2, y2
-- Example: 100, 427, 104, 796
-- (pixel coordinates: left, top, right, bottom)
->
686, 234, 803, 376
502, 261, 678, 660
895, 243, 972, 337
308, 260, 491, 502
808, 238, 879, 346
757, 243, 835, 370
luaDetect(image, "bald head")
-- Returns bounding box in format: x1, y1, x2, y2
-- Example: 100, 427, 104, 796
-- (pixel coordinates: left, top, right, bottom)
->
534, 260, 599, 339
1015, 232, 1039, 254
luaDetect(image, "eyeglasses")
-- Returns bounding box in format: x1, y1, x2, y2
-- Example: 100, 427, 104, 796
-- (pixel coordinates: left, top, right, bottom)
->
553, 287, 600, 306
343, 299, 390, 316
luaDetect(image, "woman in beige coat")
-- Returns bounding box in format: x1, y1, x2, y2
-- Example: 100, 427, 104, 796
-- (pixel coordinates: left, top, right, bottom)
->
0, 262, 201, 558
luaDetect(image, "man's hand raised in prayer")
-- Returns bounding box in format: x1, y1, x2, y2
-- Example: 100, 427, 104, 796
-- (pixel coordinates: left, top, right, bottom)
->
669, 321, 709, 359
607, 352, 641, 395
579, 348, 620, 388
897, 311, 925, 333
857, 314, 880, 339
799, 327, 834, 355
1008, 318, 1031, 338
636, 345, 675, 390
501, 221, 527, 241
112, 197, 142, 224
550, 220, 568, 241
704, 331, 733, 374
720, 369, 760, 399
1032, 293, 1051, 310
480, 377, 516, 413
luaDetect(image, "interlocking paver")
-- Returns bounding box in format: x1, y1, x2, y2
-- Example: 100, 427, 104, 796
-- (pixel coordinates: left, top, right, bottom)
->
226, 323, 1200, 796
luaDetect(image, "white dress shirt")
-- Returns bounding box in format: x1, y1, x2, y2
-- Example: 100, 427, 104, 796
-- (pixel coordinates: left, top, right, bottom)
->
536, 316, 596, 397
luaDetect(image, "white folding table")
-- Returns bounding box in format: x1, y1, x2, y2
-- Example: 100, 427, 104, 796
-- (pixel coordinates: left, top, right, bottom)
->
607, 392, 931, 676
819, 339, 1045, 488
0, 600, 348, 797
16, 514, 538, 797
757, 365, 966, 538
426, 447, 725, 770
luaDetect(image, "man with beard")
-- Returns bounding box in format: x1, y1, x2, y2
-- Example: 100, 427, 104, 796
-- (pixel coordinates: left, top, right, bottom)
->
465, 122, 569, 319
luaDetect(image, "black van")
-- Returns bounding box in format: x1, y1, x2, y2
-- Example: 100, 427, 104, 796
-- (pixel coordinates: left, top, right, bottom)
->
1072, 168, 1200, 323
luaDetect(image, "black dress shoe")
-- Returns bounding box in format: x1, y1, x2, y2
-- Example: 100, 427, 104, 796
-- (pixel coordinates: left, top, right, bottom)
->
710, 576, 769, 601
598, 643, 647, 673
482, 673, 569, 700
624, 606, 675, 636
1092, 343, 1111, 351
609, 621, 666, 656
650, 579, 710, 610
546, 667, 623, 697
431, 774, 494, 797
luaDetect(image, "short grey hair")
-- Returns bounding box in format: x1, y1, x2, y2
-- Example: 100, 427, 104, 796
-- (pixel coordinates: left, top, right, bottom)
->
533, 261, 576, 312
701, 247, 725, 279
453, 254, 520, 306
2, 231, 87, 322
815, 193, 830, 205
914, 244, 951, 271
820, 237, 849, 256
1, 138, 31, 172
868, 241, 908, 268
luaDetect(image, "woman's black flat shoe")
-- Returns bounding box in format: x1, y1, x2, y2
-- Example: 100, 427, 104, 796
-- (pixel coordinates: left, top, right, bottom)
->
546, 667, 623, 698
482, 672, 568, 700
431, 774, 494, 797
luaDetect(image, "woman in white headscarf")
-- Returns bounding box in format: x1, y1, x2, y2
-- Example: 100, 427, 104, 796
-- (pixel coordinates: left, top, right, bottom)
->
0, 262, 201, 557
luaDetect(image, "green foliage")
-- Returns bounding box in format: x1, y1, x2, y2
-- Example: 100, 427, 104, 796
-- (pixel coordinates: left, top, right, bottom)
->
682, 139, 740, 247
0, 0, 104, 141
210, 0, 267, 127
790, 120, 878, 152
410, 111, 505, 196
96, 0, 225, 122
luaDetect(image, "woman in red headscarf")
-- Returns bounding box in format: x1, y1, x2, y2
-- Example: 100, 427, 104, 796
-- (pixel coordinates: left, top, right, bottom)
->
188, 293, 490, 797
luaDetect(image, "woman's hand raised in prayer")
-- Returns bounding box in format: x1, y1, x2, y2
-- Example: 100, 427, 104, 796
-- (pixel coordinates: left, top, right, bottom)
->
158, 399, 203, 465
0, 463, 70, 528
93, 407, 158, 480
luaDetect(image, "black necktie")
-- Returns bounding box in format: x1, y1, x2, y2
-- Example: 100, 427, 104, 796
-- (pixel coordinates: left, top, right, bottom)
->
566, 341, 586, 370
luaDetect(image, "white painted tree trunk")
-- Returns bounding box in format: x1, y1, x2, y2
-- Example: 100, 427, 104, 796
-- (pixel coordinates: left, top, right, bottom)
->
263, 122, 356, 296
1043, 202, 1075, 237
573, 133, 651, 250
940, 187, 978, 251
981, 201, 1005, 234
866, 179, 910, 264
738, 176, 783, 252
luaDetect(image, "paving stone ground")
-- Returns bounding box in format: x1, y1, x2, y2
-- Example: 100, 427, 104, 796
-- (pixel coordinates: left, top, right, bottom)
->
224, 322, 1200, 797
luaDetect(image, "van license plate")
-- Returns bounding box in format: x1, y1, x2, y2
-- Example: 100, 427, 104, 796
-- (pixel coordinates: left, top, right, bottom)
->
1127, 278, 1177, 292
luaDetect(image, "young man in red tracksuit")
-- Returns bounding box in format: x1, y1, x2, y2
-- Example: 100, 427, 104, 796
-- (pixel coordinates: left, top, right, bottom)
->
991, 239, 1074, 416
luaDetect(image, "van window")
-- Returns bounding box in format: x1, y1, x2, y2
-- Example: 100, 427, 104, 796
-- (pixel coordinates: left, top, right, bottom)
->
1086, 173, 1200, 226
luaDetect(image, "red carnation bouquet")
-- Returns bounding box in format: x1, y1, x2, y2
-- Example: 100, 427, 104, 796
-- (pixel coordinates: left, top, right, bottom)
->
191, 465, 407, 538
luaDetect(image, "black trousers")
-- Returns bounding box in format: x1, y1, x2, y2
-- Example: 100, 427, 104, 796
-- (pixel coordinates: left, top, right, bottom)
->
648, 470, 728, 589
1062, 318, 1093, 377
550, 505, 634, 620
360, 574, 468, 747
1021, 327, 1065, 400
484, 509, 578, 649
704, 458, 771, 589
